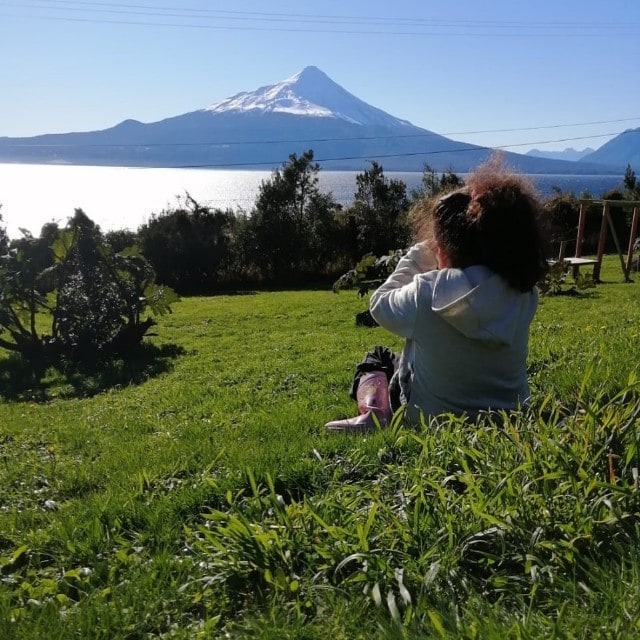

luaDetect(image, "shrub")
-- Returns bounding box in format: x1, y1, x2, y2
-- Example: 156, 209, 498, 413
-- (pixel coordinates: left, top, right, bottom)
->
0, 209, 177, 368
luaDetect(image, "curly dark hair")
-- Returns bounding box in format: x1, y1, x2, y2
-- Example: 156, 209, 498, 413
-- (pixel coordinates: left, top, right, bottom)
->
413, 157, 548, 292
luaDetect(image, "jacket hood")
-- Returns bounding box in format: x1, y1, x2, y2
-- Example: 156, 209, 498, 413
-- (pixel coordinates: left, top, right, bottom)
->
430, 266, 537, 346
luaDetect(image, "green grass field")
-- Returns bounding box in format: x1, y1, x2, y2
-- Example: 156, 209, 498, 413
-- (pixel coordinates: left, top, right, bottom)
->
1, 257, 640, 639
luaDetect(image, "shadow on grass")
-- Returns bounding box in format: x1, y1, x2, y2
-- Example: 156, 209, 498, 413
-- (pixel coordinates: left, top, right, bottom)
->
555, 288, 599, 298
0, 342, 185, 403
542, 287, 600, 299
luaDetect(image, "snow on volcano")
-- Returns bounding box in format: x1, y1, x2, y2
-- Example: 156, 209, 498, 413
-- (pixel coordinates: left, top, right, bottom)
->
205, 65, 414, 129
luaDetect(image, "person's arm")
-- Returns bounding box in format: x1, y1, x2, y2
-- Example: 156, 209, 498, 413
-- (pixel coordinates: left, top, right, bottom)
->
369, 243, 437, 339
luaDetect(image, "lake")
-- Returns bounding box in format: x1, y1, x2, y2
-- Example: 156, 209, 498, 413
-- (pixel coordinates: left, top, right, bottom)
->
0, 163, 625, 239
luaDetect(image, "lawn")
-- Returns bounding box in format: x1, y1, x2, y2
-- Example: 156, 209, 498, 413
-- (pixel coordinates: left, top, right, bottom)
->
1, 256, 639, 639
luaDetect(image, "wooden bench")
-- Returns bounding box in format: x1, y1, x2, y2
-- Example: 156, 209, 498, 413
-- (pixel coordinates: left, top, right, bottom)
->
563, 257, 598, 278
551, 241, 599, 279
563, 257, 598, 267
547, 257, 599, 281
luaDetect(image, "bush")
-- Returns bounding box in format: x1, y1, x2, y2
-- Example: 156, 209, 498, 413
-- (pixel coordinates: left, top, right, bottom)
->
138, 195, 242, 294
0, 209, 177, 368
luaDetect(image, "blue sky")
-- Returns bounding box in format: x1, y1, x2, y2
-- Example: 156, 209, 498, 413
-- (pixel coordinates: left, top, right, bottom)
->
1, 0, 639, 152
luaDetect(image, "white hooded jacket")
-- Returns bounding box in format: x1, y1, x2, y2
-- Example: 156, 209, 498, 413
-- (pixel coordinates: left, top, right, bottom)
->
369, 244, 538, 422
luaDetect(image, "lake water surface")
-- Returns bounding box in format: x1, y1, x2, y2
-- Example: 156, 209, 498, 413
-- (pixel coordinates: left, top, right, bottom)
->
0, 163, 624, 239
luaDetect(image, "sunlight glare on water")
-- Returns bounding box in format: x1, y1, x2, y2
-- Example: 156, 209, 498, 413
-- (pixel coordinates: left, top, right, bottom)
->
0, 164, 273, 238
0, 163, 622, 240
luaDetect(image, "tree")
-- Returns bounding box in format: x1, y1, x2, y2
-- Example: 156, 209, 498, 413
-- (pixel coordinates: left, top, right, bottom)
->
303, 191, 345, 275
0, 209, 176, 367
623, 164, 640, 200
623, 164, 636, 193
9, 222, 60, 281
248, 150, 341, 283
411, 164, 465, 201
542, 190, 580, 253
106, 228, 139, 253
347, 161, 410, 258
440, 167, 465, 193
138, 194, 240, 294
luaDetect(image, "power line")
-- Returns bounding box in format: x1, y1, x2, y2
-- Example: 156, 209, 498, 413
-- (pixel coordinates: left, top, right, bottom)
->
5, 0, 639, 29
2, 131, 634, 171
1, 3, 637, 36
129, 131, 640, 169
3, 118, 638, 149
443, 118, 640, 138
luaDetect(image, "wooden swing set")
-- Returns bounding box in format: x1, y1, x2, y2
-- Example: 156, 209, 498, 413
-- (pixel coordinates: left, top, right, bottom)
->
558, 199, 640, 282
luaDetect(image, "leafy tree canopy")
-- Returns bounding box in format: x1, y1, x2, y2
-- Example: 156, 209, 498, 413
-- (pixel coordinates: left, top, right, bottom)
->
0, 209, 177, 369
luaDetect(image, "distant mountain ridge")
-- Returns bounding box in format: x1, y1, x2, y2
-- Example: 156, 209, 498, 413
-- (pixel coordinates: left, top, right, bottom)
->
526, 147, 595, 162
0, 66, 629, 174
581, 128, 640, 168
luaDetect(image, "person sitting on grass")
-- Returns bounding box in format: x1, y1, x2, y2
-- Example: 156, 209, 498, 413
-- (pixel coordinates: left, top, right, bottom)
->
325, 158, 548, 431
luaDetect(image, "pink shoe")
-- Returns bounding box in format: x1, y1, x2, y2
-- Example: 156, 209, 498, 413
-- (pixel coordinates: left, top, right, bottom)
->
325, 371, 391, 432
325, 409, 381, 432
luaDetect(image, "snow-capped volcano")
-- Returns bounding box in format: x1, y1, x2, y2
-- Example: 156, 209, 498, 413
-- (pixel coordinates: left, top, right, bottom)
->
205, 65, 413, 128
0, 66, 621, 173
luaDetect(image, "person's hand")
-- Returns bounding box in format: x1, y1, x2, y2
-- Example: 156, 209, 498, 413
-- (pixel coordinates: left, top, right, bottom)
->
408, 242, 438, 273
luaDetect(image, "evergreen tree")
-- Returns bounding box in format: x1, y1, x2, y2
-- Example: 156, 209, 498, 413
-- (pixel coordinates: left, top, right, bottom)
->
623, 164, 636, 193
249, 150, 340, 283
623, 164, 640, 199
411, 163, 465, 201
347, 161, 410, 258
